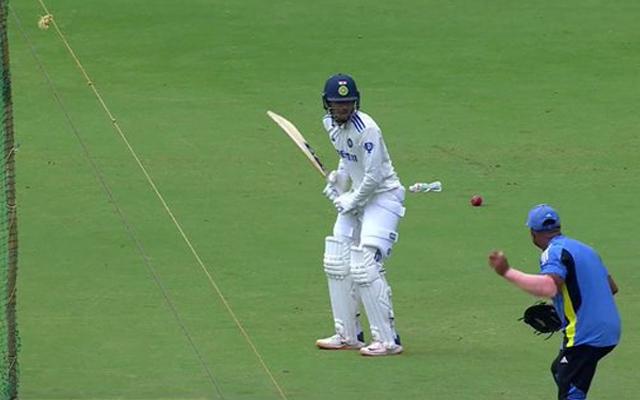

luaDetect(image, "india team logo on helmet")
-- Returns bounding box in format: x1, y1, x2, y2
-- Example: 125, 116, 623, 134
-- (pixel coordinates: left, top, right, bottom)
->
338, 84, 349, 97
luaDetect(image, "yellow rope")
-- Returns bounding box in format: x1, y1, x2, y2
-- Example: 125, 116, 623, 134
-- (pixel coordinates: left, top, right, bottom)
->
35, 2, 288, 398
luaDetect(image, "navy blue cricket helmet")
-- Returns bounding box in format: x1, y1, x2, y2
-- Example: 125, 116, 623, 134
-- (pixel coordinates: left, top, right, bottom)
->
322, 73, 360, 110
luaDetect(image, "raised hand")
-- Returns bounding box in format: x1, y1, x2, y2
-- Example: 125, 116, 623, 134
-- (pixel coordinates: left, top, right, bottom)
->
488, 250, 510, 276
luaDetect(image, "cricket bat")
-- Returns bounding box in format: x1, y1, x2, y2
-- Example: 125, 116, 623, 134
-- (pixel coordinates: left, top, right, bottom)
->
267, 110, 327, 178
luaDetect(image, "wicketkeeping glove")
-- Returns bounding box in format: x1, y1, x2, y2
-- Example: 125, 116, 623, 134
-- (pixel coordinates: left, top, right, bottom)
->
519, 301, 562, 339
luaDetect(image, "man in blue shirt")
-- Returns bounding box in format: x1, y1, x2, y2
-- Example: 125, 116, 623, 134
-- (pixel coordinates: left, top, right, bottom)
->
487, 204, 620, 400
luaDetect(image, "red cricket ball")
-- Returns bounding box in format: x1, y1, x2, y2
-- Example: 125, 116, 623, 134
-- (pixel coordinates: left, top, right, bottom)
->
470, 195, 483, 207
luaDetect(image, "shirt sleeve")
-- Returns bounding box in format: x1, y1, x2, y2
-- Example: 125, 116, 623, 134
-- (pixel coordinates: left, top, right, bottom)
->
337, 158, 347, 174
540, 245, 567, 280
350, 127, 384, 205
321, 115, 333, 133
598, 254, 610, 275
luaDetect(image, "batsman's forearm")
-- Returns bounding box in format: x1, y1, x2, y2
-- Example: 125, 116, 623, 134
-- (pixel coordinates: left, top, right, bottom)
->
351, 173, 380, 205
337, 159, 347, 174
503, 268, 558, 298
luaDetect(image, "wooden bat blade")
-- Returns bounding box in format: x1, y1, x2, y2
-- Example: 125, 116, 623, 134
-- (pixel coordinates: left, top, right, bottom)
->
267, 110, 327, 177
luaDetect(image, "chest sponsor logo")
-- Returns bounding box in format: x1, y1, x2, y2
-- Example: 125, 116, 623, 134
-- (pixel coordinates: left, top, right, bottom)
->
337, 149, 358, 162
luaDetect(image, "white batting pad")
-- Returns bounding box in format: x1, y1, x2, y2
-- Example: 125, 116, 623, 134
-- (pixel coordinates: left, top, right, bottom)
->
351, 245, 398, 346
323, 236, 360, 343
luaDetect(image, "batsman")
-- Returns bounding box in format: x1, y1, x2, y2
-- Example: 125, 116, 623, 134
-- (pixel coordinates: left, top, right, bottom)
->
316, 73, 405, 356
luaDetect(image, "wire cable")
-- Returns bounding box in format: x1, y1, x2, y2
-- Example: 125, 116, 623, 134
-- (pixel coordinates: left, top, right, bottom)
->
10, 6, 228, 398
31, 2, 287, 398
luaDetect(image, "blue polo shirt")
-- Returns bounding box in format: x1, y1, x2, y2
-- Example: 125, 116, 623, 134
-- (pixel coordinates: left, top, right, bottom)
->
539, 235, 621, 348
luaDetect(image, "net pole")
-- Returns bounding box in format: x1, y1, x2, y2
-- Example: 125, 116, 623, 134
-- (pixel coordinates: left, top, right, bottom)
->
0, 0, 18, 398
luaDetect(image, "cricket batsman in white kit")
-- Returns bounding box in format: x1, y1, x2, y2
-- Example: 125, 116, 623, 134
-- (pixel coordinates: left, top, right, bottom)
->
316, 73, 405, 356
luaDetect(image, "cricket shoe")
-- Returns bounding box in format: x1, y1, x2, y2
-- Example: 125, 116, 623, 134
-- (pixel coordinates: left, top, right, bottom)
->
316, 334, 365, 350
359, 341, 403, 357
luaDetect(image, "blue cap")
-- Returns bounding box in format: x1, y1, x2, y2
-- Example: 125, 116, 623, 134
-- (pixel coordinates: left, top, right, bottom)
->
526, 204, 561, 232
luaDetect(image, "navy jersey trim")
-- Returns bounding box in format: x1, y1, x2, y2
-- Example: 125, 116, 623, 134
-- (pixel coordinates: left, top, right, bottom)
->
351, 114, 365, 132
561, 249, 582, 316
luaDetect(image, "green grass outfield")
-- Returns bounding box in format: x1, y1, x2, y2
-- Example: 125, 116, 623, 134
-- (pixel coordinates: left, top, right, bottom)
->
9, 0, 640, 398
